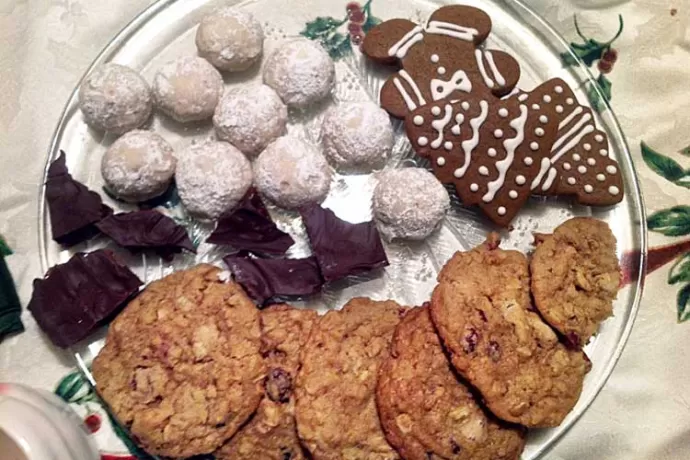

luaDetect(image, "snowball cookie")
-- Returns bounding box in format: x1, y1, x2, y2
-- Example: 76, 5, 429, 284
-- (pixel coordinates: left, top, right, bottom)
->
176, 141, 252, 220
195, 7, 263, 72
213, 84, 287, 158
321, 102, 394, 173
254, 136, 332, 209
263, 38, 335, 108
373, 168, 450, 241
101, 130, 176, 203
152, 56, 223, 123
79, 63, 152, 134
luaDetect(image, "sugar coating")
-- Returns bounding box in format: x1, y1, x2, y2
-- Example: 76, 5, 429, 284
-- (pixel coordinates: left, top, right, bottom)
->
321, 102, 393, 173
263, 38, 334, 108
373, 168, 450, 241
195, 7, 264, 72
153, 56, 223, 123
213, 84, 287, 158
79, 63, 152, 134
176, 141, 252, 220
101, 130, 175, 203
254, 136, 332, 209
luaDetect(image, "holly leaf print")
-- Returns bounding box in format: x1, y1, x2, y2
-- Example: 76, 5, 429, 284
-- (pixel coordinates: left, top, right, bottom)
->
362, 12, 381, 33
596, 74, 612, 101
669, 252, 690, 284
54, 371, 86, 403
641, 141, 685, 182
324, 32, 353, 60
106, 412, 156, 460
647, 206, 690, 237
681, 145, 690, 156
677, 283, 690, 322
587, 75, 612, 113
300, 16, 344, 40
0, 235, 11, 257
561, 40, 604, 67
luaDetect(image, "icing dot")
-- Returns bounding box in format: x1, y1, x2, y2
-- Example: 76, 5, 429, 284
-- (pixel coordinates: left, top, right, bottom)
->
609, 185, 620, 195
518, 94, 528, 102
431, 54, 439, 63
530, 142, 539, 151
578, 165, 587, 174
535, 128, 545, 137
524, 157, 533, 166
413, 115, 424, 126
573, 153, 581, 161
555, 105, 564, 113
597, 173, 606, 182
600, 149, 608, 157
479, 166, 489, 176
455, 113, 465, 123
438, 66, 446, 75
595, 134, 604, 143
555, 85, 563, 93
567, 177, 577, 185
432, 106, 441, 116
532, 104, 540, 110
583, 143, 592, 151
461, 101, 470, 110
584, 184, 593, 193
509, 190, 518, 199
451, 125, 461, 135
444, 141, 453, 151
587, 158, 596, 166
566, 98, 574, 105
418, 136, 428, 146
539, 115, 548, 123
497, 206, 506, 216
563, 162, 571, 170
454, 169, 463, 178
606, 165, 617, 175
437, 157, 446, 166
470, 183, 479, 192
488, 148, 497, 157
543, 94, 552, 103
498, 108, 509, 118
494, 129, 503, 138
515, 175, 526, 185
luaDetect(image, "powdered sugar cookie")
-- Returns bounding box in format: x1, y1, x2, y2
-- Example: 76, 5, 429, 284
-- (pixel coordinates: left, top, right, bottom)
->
153, 56, 223, 123
213, 84, 288, 158
263, 38, 335, 108
321, 102, 393, 173
101, 130, 176, 203
176, 141, 253, 220
79, 63, 152, 134
195, 7, 264, 72
254, 136, 332, 210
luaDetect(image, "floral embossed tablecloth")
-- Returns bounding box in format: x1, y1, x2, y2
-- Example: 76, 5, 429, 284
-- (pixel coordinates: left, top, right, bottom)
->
1, 0, 689, 459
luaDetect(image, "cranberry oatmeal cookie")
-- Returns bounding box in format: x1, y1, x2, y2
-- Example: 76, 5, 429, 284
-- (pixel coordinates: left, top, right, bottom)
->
430, 235, 591, 427
215, 305, 317, 460
92, 264, 264, 458
295, 297, 407, 460
531, 217, 620, 347
377, 307, 526, 460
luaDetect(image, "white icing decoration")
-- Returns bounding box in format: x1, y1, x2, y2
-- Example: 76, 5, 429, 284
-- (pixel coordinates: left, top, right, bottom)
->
470, 183, 479, 192
438, 67, 446, 75
606, 165, 617, 174
530, 142, 539, 151
516, 175, 526, 185
497, 206, 507, 216
455, 113, 464, 123
498, 108, 509, 117
488, 147, 497, 157
400, 70, 426, 106
451, 125, 461, 135
454, 169, 463, 178
578, 165, 587, 174
597, 174, 605, 182
566, 97, 574, 105
479, 166, 489, 176
432, 106, 441, 115
431, 104, 453, 149
555, 105, 564, 113
393, 70, 426, 110
475, 49, 494, 88
573, 153, 581, 161
455, 100, 489, 178
431, 54, 440, 63
444, 141, 453, 150
600, 149, 608, 156
524, 157, 533, 166
413, 115, 424, 126
609, 185, 620, 195
555, 85, 563, 93
483, 105, 528, 203
437, 157, 446, 166
531, 157, 551, 190
539, 115, 548, 123
543, 94, 552, 103
550, 113, 594, 163
518, 94, 528, 102
584, 184, 593, 193
418, 136, 428, 146
426, 21, 479, 41
393, 77, 417, 110
563, 162, 571, 170
583, 143, 592, 151
595, 134, 604, 143
388, 26, 424, 58
509, 190, 518, 199
558, 106, 584, 130
461, 101, 470, 110
431, 70, 472, 100
567, 177, 577, 185
485, 51, 506, 85
541, 167, 558, 191
494, 129, 503, 138
587, 158, 596, 166
535, 127, 545, 137
532, 104, 540, 110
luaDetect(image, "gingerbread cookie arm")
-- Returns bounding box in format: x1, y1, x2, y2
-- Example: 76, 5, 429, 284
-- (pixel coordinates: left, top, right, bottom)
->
362, 18, 421, 64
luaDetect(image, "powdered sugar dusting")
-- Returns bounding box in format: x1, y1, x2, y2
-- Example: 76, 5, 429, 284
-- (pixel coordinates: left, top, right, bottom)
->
176, 141, 253, 220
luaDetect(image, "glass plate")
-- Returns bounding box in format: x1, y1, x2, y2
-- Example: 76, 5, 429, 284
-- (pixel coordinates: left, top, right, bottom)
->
37, 0, 647, 458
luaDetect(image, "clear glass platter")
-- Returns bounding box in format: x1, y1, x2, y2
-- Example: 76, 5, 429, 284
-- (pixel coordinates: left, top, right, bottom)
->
37, 0, 647, 458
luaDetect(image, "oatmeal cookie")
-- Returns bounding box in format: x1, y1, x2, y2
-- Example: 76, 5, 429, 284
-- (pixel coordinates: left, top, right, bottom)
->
92, 264, 264, 458
295, 297, 407, 459
531, 217, 620, 346
377, 307, 526, 460
430, 235, 591, 427
215, 305, 317, 460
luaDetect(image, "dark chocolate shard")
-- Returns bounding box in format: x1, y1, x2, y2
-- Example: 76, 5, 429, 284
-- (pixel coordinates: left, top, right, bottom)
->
300, 205, 389, 282
223, 255, 323, 305
46, 151, 112, 247
96, 210, 195, 261
27, 249, 142, 348
207, 189, 294, 255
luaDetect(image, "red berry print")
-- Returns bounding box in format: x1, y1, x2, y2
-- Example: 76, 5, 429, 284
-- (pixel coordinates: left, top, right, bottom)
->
602, 48, 618, 63
348, 23, 363, 35
598, 59, 612, 74
346, 1, 361, 13
348, 10, 366, 25
350, 33, 364, 46
84, 413, 102, 434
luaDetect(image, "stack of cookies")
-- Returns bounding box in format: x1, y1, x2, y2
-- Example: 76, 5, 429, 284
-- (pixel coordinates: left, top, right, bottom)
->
91, 216, 620, 459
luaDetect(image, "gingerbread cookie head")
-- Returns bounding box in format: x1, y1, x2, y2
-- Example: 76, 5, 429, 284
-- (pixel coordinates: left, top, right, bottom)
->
362, 5, 521, 119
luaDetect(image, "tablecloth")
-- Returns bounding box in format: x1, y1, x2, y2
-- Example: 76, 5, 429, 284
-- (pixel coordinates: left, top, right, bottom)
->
1, 0, 689, 458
